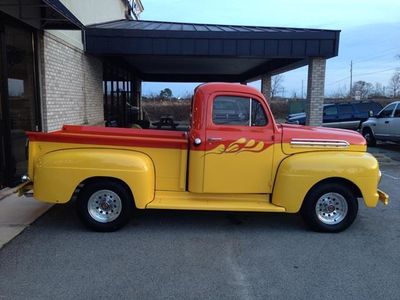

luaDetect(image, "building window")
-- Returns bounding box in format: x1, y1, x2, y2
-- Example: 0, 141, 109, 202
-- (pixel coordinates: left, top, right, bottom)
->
103, 62, 137, 127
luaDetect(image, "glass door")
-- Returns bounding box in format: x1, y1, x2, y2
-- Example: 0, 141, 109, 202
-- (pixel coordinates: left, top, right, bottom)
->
5, 25, 37, 185
0, 15, 39, 187
0, 26, 5, 187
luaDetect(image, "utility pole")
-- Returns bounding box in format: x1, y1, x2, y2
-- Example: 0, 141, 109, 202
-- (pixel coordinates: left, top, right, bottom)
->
349, 60, 353, 98
301, 80, 304, 99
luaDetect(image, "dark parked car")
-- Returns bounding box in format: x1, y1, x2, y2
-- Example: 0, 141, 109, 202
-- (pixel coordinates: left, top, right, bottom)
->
287, 101, 382, 130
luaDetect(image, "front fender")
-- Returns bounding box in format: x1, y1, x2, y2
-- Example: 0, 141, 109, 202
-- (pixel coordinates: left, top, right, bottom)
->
33, 148, 155, 208
271, 152, 380, 212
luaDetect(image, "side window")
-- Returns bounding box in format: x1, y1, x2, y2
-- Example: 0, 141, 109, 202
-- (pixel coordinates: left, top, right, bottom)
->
213, 96, 249, 125
324, 105, 338, 116
338, 104, 353, 114
394, 105, 400, 118
379, 103, 396, 118
212, 96, 268, 126
356, 103, 377, 113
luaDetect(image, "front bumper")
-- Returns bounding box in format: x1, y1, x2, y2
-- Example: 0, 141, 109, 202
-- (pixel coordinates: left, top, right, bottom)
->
378, 189, 389, 205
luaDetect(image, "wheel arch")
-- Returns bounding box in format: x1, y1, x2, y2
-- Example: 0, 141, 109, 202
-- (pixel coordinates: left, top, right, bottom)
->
362, 125, 375, 135
33, 148, 155, 208
74, 176, 135, 207
301, 177, 362, 211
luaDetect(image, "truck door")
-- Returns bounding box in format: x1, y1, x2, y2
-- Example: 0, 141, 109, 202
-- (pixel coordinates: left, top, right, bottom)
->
201, 94, 275, 193
374, 103, 396, 139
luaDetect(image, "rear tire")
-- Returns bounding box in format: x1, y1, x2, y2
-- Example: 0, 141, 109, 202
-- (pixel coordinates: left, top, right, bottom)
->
77, 180, 134, 232
362, 128, 376, 147
301, 183, 358, 233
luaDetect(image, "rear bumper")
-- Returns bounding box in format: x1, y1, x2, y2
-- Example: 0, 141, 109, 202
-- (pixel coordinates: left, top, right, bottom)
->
15, 181, 33, 197
377, 189, 389, 205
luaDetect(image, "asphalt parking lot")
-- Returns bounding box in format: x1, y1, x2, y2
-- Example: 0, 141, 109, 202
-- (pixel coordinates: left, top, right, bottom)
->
0, 144, 399, 300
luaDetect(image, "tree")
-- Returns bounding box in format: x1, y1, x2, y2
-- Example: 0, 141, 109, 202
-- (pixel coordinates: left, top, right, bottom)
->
388, 72, 400, 97
370, 82, 386, 98
351, 81, 373, 99
159, 88, 173, 100
330, 85, 347, 98
271, 74, 284, 100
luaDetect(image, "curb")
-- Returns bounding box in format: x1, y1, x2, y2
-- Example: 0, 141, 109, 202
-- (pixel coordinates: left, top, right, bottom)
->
0, 187, 15, 201
0, 193, 52, 249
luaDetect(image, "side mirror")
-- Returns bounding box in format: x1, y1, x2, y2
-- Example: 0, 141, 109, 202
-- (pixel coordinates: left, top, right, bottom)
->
368, 110, 375, 117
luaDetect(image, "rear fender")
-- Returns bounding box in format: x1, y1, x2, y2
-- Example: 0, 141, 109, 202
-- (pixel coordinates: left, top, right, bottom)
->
33, 148, 155, 208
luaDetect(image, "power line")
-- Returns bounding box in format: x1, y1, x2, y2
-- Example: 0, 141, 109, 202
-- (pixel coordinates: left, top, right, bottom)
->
354, 67, 398, 77
353, 50, 399, 65
327, 67, 399, 86
327, 76, 350, 86
352, 46, 399, 64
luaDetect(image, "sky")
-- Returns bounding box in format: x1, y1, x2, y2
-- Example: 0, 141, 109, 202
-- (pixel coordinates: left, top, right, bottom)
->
140, 0, 400, 97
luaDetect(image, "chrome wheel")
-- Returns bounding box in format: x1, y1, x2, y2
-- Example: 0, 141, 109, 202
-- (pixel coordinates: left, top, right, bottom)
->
87, 189, 122, 223
315, 192, 348, 225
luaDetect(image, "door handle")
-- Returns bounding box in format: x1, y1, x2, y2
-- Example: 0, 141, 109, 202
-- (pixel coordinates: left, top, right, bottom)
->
385, 121, 390, 124
207, 137, 223, 142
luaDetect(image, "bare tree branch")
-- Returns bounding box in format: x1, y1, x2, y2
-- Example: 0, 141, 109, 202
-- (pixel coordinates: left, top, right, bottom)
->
271, 75, 284, 100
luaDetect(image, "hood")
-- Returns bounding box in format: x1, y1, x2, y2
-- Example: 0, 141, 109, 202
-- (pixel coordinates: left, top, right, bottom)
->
280, 123, 366, 155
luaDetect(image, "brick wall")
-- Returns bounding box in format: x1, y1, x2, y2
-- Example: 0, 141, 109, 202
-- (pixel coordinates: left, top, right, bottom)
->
40, 32, 104, 132
306, 58, 326, 126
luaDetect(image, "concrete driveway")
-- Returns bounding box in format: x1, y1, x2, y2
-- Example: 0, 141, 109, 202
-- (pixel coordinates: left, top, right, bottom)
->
0, 145, 399, 300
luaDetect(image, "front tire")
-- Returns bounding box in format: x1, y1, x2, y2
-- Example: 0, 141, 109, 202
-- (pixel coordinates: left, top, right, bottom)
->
77, 180, 134, 232
301, 183, 358, 233
362, 128, 376, 147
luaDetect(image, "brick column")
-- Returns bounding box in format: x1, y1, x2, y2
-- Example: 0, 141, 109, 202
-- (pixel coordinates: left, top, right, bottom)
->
306, 58, 326, 126
261, 74, 272, 103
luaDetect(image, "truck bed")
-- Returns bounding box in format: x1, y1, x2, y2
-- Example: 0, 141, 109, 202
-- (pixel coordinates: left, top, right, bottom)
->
28, 125, 188, 149
27, 125, 189, 192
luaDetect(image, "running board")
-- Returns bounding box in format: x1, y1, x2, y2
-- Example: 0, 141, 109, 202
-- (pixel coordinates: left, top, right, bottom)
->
146, 191, 286, 212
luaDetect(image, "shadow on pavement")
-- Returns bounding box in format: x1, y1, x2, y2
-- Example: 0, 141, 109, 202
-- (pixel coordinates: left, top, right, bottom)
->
31, 201, 306, 234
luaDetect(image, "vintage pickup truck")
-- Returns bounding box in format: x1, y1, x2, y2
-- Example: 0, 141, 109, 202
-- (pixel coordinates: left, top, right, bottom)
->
19, 83, 388, 232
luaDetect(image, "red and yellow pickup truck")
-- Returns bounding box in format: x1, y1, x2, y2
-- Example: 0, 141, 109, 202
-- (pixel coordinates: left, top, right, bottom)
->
19, 83, 388, 232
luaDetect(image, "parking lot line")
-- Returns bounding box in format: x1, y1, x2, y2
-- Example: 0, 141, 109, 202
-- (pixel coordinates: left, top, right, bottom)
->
381, 172, 400, 180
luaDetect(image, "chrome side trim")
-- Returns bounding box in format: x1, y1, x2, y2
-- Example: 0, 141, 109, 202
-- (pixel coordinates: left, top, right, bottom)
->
290, 138, 350, 148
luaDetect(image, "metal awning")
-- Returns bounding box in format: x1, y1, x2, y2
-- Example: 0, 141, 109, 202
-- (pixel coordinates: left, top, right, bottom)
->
0, 0, 84, 29
86, 20, 340, 82
41, 0, 83, 29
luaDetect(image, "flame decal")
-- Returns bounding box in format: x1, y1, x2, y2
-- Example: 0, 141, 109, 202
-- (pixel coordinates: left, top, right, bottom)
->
207, 138, 265, 155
